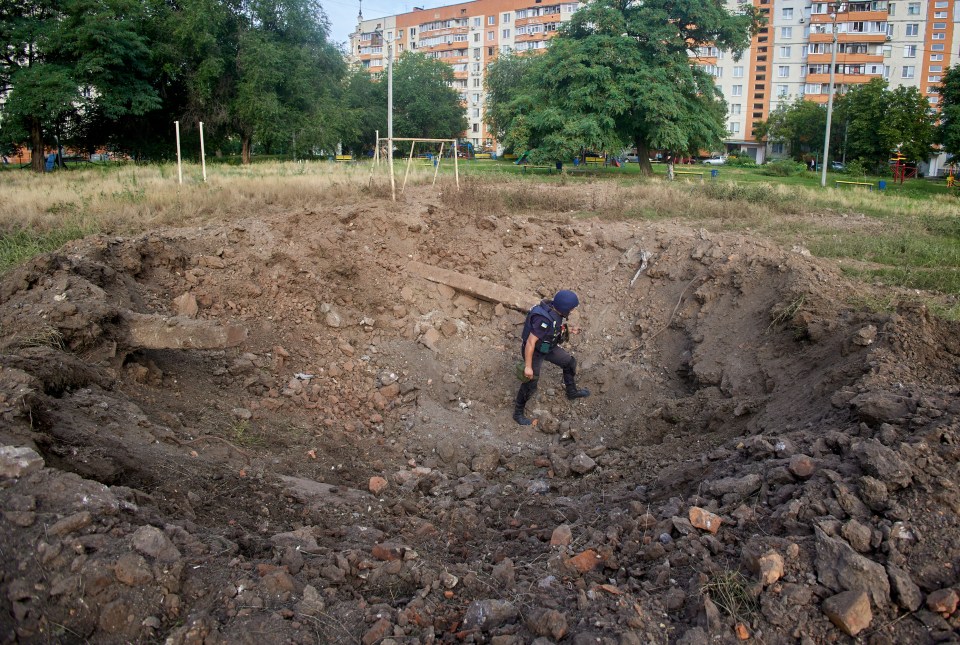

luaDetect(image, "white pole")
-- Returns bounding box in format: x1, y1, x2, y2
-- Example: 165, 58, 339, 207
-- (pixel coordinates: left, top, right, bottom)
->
175, 121, 182, 185
375, 129, 380, 166
821, 5, 840, 188
387, 37, 395, 201
433, 142, 444, 185
402, 141, 416, 194
199, 121, 207, 183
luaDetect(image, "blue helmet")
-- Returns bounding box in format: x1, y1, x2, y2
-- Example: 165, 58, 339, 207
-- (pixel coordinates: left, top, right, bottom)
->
553, 290, 579, 315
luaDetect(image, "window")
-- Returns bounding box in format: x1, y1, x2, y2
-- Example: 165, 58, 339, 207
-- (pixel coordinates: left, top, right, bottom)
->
902, 65, 915, 78
934, 0, 947, 6
472, 108, 480, 117
907, 2, 919, 13
930, 65, 942, 72
472, 93, 480, 103
730, 103, 742, 115
473, 47, 481, 58
931, 54, 943, 61
780, 46, 792, 57
777, 84, 789, 96
782, 7, 794, 18
502, 28, 510, 38
472, 123, 479, 132
778, 65, 789, 78
888, 2, 895, 14
772, 142, 785, 154
488, 15, 495, 24
883, 65, 890, 79
473, 78, 480, 87
928, 86, 939, 93
934, 10, 947, 17
474, 33, 480, 42
411, 27, 417, 36
733, 66, 744, 78
473, 17, 481, 27
929, 96, 939, 104
934, 22, 947, 29
503, 12, 510, 22
487, 31, 493, 40
728, 121, 741, 134
904, 45, 917, 57
732, 85, 743, 96
905, 23, 918, 36
781, 26, 793, 38
932, 33, 945, 40
929, 75, 941, 82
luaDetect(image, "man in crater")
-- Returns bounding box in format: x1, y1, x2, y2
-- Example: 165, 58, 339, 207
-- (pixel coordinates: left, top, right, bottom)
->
514, 289, 590, 425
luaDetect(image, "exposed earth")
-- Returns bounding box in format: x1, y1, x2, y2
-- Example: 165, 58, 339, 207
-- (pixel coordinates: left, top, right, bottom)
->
1, 179, 959, 644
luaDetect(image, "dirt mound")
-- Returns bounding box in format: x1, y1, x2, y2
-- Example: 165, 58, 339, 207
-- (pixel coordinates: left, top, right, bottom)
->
1, 183, 958, 644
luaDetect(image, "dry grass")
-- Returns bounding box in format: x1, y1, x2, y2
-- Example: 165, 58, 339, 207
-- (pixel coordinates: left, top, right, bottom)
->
0, 160, 436, 236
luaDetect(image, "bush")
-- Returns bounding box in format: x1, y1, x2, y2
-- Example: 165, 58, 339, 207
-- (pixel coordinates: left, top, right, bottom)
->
761, 159, 807, 177
845, 159, 867, 177
726, 153, 758, 168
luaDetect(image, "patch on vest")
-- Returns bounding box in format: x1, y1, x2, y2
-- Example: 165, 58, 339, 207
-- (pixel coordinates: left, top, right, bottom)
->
540, 322, 549, 328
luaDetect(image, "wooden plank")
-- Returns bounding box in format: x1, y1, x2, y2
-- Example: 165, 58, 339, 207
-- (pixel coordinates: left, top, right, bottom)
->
407, 261, 533, 312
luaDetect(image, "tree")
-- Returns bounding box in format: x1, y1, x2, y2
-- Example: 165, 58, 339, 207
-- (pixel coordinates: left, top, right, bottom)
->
340, 53, 467, 155
485, 0, 760, 173
937, 64, 960, 160
754, 97, 827, 161
835, 78, 935, 170
0, 0, 160, 171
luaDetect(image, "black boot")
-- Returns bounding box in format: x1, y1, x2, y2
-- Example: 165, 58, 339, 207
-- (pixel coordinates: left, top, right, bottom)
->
513, 403, 532, 425
566, 385, 590, 400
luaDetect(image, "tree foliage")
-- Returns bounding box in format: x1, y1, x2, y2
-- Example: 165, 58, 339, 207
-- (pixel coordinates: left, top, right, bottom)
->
834, 78, 935, 169
484, 0, 760, 173
938, 65, 960, 159
340, 53, 467, 155
0, 0, 160, 170
754, 97, 827, 160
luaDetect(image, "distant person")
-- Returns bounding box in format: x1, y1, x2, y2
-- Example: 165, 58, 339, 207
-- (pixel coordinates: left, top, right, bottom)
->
513, 290, 590, 425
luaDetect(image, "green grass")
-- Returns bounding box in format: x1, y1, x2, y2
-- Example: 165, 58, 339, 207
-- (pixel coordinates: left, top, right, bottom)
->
0, 220, 95, 273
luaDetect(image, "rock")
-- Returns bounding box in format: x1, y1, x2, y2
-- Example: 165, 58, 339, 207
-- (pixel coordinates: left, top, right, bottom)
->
926, 588, 959, 616
815, 528, 890, 608
787, 454, 816, 479
369, 476, 389, 495
371, 544, 404, 561
851, 440, 913, 489
440, 571, 458, 589
689, 507, 722, 534
527, 609, 568, 640
566, 550, 602, 574
296, 585, 325, 617
269, 527, 319, 551
420, 326, 441, 351
570, 453, 597, 475
325, 310, 343, 328
492, 558, 515, 588
743, 547, 784, 586
841, 519, 873, 553
833, 482, 871, 518
462, 599, 519, 631
886, 564, 923, 611
114, 553, 153, 586
853, 325, 877, 346
173, 292, 199, 318
823, 590, 872, 636
471, 448, 500, 473
850, 392, 916, 425
362, 617, 392, 645
0, 446, 44, 478
677, 627, 709, 645
49, 511, 93, 537
707, 473, 761, 499
261, 569, 296, 596
551, 524, 573, 546
859, 476, 889, 511
123, 311, 246, 350
131, 526, 182, 563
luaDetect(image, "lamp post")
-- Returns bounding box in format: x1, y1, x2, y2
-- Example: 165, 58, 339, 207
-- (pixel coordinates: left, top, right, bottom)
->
820, 2, 842, 187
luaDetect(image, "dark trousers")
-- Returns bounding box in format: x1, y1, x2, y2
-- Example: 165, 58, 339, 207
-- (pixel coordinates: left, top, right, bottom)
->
515, 346, 576, 409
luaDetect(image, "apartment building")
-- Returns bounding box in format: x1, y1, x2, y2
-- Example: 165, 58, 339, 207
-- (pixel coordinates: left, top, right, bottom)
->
350, 0, 960, 159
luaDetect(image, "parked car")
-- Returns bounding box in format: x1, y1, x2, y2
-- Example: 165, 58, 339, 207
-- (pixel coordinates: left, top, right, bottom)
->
702, 156, 726, 165
830, 161, 845, 171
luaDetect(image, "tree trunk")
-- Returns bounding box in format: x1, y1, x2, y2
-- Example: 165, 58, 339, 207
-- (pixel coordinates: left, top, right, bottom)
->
241, 134, 252, 165
30, 117, 44, 173
636, 140, 653, 176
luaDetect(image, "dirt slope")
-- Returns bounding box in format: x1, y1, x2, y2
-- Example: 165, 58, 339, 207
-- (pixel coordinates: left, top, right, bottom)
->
1, 182, 958, 644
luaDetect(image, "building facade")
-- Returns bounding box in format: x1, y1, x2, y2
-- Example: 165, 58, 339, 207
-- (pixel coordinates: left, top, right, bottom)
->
350, 0, 960, 161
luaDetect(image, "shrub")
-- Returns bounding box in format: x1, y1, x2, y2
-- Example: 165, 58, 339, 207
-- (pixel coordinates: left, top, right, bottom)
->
761, 159, 807, 177
845, 159, 867, 177
726, 153, 758, 168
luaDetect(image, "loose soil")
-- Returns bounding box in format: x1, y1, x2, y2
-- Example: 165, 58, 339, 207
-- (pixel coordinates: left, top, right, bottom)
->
1, 181, 958, 644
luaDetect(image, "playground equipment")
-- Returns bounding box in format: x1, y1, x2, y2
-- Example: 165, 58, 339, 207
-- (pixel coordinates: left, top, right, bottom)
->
890, 150, 918, 184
